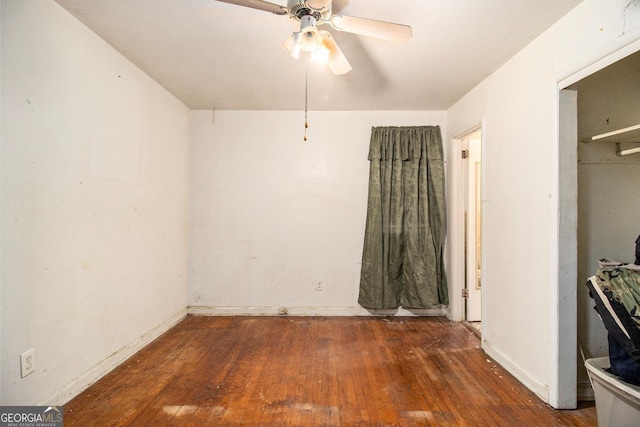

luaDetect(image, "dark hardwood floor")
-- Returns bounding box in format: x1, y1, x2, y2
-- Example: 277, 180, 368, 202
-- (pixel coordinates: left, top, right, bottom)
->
64, 316, 596, 426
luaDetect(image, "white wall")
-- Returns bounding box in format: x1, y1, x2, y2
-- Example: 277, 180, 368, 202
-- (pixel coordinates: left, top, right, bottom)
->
1, 0, 191, 405
446, 0, 640, 409
189, 110, 447, 315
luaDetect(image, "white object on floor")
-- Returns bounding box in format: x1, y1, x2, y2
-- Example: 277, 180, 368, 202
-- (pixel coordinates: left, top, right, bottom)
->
585, 357, 640, 427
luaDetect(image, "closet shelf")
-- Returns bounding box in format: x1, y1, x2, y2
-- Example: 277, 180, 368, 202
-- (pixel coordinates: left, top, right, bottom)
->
585, 123, 640, 143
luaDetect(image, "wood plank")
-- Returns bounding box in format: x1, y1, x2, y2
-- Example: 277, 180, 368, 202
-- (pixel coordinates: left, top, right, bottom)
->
63, 316, 597, 426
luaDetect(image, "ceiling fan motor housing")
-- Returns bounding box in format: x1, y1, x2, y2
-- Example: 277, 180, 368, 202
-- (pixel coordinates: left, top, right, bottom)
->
287, 0, 329, 21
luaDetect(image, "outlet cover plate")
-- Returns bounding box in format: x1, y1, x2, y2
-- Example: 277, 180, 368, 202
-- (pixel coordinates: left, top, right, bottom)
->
20, 349, 36, 378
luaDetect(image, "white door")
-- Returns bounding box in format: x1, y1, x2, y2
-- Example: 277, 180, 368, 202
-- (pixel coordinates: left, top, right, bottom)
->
464, 131, 482, 322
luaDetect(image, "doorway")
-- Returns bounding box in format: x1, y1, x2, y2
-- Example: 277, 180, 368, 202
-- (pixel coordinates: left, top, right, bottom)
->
569, 50, 640, 400
461, 129, 483, 325
557, 45, 640, 407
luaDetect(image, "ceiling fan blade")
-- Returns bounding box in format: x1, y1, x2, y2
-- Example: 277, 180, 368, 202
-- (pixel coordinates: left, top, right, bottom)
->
330, 15, 413, 43
306, 0, 332, 10
319, 31, 352, 75
214, 0, 287, 15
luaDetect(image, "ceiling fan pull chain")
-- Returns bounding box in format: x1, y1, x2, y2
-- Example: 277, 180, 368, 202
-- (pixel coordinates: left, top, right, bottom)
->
304, 68, 309, 141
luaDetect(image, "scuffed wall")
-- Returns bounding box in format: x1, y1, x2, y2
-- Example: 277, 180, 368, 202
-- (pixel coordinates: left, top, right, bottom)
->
1, 0, 190, 405
189, 110, 447, 315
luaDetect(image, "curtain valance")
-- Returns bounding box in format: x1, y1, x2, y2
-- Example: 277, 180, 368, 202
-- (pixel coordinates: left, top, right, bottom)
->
368, 126, 443, 161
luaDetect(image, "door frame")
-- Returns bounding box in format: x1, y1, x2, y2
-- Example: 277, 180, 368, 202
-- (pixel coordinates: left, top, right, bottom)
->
554, 38, 640, 408
449, 123, 484, 326
465, 132, 482, 322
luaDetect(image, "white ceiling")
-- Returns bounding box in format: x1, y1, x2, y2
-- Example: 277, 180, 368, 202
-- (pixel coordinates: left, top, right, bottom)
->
54, 0, 582, 111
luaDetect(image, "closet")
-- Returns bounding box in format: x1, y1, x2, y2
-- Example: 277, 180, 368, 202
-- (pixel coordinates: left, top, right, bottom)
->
576, 50, 640, 399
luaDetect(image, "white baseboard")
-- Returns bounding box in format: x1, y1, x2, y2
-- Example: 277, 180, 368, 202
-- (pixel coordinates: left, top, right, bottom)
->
41, 308, 188, 406
482, 340, 550, 404
188, 305, 447, 317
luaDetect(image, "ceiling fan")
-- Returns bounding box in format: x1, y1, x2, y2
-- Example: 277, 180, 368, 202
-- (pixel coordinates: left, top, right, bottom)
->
214, 0, 413, 75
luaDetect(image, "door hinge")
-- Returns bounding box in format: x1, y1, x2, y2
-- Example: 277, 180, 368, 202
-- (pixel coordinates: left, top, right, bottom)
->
461, 289, 469, 298
462, 149, 469, 159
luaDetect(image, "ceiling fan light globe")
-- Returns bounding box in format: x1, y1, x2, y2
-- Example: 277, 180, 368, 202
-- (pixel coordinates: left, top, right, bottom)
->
289, 45, 301, 59
300, 29, 322, 52
310, 44, 330, 63
297, 14, 323, 52
282, 33, 302, 59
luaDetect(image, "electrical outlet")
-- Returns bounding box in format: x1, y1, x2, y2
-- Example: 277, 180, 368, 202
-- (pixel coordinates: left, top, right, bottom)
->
20, 349, 36, 378
315, 281, 324, 291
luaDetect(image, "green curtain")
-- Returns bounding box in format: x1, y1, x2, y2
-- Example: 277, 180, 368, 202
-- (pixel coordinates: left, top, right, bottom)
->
358, 126, 448, 309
